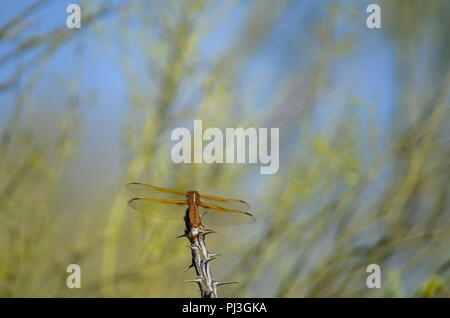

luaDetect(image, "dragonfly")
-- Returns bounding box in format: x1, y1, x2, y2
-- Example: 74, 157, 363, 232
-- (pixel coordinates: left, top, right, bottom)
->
126, 182, 255, 228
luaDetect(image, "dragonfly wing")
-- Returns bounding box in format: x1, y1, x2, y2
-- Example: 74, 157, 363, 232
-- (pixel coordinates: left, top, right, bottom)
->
200, 193, 250, 213
126, 182, 187, 199
127, 198, 188, 221
199, 203, 255, 226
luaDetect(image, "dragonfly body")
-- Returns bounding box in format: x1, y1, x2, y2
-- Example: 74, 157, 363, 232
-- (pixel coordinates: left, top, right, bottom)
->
126, 182, 255, 228
186, 190, 201, 227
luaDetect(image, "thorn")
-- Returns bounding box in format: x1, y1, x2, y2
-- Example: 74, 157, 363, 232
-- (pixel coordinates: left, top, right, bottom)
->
185, 278, 202, 284
186, 245, 199, 250
181, 264, 194, 274
204, 257, 218, 265
208, 253, 221, 258
202, 230, 217, 236
176, 233, 187, 239
214, 281, 239, 287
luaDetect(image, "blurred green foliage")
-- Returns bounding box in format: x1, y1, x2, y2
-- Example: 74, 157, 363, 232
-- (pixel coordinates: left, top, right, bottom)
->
0, 0, 449, 297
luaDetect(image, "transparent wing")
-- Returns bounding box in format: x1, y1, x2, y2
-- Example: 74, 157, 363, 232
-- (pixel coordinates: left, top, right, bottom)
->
127, 197, 188, 221
126, 182, 187, 199
126, 183, 188, 221
200, 193, 251, 212
199, 198, 255, 226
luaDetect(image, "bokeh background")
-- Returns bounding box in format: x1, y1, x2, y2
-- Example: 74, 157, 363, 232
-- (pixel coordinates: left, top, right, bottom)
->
0, 0, 449, 297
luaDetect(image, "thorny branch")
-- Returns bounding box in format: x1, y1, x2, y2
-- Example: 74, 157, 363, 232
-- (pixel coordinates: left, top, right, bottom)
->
180, 209, 237, 298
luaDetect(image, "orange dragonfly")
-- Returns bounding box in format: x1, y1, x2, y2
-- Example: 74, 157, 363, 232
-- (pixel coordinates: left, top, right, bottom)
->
126, 182, 255, 227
